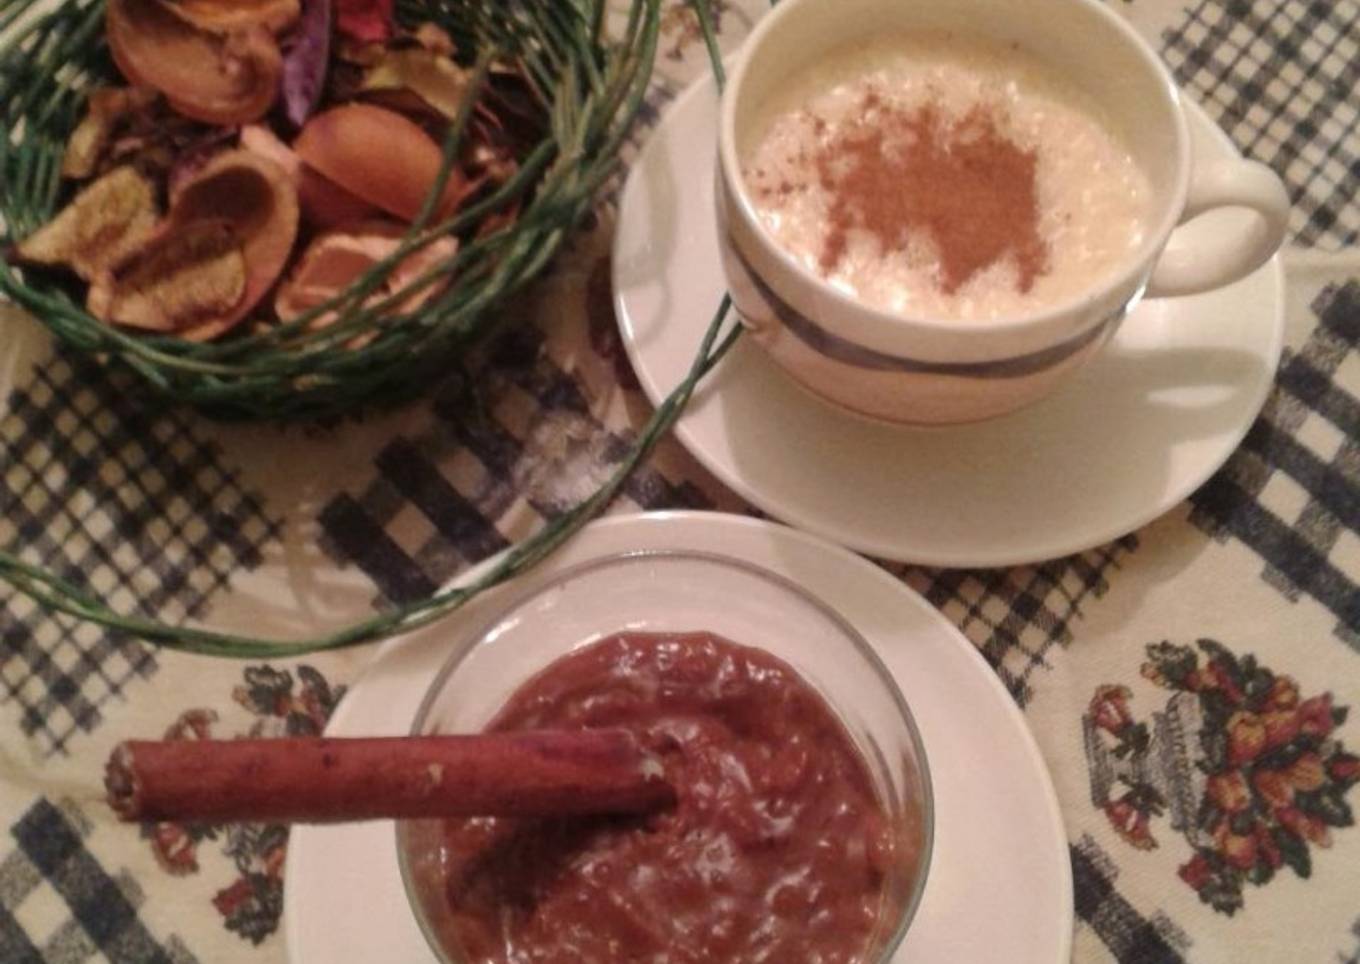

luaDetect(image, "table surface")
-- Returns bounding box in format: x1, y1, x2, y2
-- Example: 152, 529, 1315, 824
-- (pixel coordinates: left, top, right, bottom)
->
1, 1, 1357, 962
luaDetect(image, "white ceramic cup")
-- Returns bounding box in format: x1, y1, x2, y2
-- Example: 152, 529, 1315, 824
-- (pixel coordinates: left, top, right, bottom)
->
715, 0, 1291, 424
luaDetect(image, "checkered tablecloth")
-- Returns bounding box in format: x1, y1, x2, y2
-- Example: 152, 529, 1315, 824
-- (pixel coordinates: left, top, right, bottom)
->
1, 1, 1357, 961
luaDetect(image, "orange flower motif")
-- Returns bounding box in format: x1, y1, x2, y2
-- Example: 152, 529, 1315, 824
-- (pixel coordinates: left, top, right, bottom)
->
1207, 771, 1251, 814
1178, 853, 1212, 890
1330, 753, 1360, 784
1277, 806, 1332, 847
1286, 752, 1327, 792
212, 876, 256, 917
1263, 676, 1299, 710
1227, 711, 1267, 765
1253, 769, 1295, 810
1140, 663, 1171, 688
1103, 799, 1156, 850
1213, 820, 1257, 871
1205, 661, 1245, 703
264, 841, 287, 877
1089, 684, 1134, 735
1261, 710, 1302, 751
1253, 825, 1282, 869
1298, 694, 1335, 738
149, 822, 199, 874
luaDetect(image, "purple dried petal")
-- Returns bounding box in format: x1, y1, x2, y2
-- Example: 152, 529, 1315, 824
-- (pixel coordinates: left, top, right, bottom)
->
282, 0, 333, 128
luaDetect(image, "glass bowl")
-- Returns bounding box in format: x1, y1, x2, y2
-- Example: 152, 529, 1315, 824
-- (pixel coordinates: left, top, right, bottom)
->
396, 549, 934, 963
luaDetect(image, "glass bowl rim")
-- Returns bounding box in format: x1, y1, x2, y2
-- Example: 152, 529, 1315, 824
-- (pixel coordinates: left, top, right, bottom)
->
395, 547, 935, 963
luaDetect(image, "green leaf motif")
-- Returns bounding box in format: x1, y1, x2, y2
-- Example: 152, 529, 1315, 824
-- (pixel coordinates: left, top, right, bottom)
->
1200, 689, 1237, 727
1244, 668, 1274, 707
1303, 788, 1355, 828
1199, 869, 1245, 916
1200, 729, 1228, 774
1198, 638, 1240, 672
1258, 740, 1310, 771
1145, 641, 1198, 689
1196, 795, 1220, 834
1276, 829, 1312, 880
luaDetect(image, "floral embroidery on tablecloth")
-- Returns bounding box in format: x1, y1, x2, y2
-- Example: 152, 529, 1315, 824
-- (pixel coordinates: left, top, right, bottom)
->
1083, 639, 1357, 916
142, 665, 347, 944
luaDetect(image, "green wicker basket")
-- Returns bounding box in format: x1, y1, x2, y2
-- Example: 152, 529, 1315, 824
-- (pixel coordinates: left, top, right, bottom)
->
0, 0, 661, 421
0, 0, 741, 656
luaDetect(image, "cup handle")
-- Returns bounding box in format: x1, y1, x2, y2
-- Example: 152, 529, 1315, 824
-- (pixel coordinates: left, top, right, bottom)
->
1145, 156, 1290, 298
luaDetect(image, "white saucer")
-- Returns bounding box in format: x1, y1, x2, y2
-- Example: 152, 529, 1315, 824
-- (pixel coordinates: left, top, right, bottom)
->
283, 511, 1072, 963
612, 77, 1285, 567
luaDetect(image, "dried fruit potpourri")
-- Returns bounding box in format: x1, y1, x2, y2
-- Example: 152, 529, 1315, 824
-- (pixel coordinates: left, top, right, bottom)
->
294, 103, 472, 222
282, 0, 334, 127
16, 167, 160, 282
89, 219, 248, 332
2, 0, 660, 419
106, 0, 286, 125
12, 0, 528, 348
275, 219, 457, 330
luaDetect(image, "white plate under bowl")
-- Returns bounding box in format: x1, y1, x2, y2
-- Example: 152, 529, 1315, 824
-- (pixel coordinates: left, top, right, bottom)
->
613, 76, 1285, 568
283, 511, 1072, 963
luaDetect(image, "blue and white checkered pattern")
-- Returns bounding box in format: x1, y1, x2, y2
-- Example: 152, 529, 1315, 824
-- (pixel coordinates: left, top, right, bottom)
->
1190, 280, 1360, 651
1161, 0, 1360, 248
0, 0, 1357, 961
318, 324, 712, 607
0, 352, 280, 755
0, 799, 198, 963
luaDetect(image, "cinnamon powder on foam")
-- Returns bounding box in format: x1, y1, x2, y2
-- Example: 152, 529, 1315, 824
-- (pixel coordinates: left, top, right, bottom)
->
812, 90, 1049, 294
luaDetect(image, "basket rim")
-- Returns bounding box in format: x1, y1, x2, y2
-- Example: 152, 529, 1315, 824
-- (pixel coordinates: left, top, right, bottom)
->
0, 0, 663, 418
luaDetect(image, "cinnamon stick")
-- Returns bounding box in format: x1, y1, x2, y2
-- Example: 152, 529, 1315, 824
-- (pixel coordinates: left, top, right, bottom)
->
105, 730, 675, 824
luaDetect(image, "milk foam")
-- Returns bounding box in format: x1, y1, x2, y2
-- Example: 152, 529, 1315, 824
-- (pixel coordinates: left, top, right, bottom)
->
741, 33, 1154, 321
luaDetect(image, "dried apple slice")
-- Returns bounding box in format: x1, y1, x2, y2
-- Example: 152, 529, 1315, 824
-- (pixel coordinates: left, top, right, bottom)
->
87, 151, 299, 339
240, 123, 298, 172
413, 23, 456, 56
91, 219, 247, 331
242, 123, 380, 230
61, 87, 161, 179
294, 104, 470, 222
275, 219, 457, 330
169, 0, 300, 34
298, 167, 385, 232
15, 167, 159, 281
106, 0, 282, 125
169, 150, 300, 340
